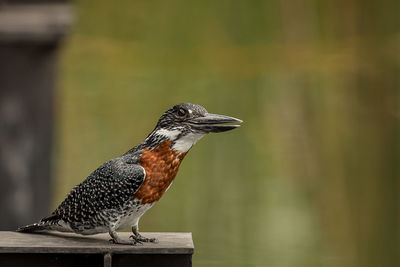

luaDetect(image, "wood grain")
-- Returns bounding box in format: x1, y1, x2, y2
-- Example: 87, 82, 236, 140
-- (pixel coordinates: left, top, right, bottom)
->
0, 231, 194, 255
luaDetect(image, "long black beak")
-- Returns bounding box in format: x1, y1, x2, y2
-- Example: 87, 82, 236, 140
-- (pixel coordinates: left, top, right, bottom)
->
189, 113, 243, 133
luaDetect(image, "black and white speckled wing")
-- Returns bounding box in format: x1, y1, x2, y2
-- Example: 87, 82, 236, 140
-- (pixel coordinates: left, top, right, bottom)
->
43, 157, 145, 226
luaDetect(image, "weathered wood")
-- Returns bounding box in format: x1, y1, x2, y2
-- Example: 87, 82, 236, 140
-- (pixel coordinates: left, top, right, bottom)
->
0, 43, 57, 230
0, 232, 193, 266
0, 4, 73, 42
104, 253, 112, 267
0, 2, 73, 230
0, 231, 194, 254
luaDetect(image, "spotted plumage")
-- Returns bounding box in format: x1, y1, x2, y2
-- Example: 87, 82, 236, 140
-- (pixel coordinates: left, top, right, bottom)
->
17, 103, 242, 245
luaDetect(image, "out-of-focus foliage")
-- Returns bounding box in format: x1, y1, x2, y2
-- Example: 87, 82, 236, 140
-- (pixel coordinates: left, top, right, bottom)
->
55, 0, 400, 266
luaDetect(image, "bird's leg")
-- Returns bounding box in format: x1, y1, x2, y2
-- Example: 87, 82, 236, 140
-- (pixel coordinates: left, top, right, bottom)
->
109, 230, 139, 245
129, 225, 158, 243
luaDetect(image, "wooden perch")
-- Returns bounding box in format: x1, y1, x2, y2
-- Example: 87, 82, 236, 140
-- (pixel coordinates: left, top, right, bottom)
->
0, 231, 194, 267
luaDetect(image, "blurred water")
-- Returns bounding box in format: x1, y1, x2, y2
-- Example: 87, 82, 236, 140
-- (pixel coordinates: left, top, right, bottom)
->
55, 1, 400, 266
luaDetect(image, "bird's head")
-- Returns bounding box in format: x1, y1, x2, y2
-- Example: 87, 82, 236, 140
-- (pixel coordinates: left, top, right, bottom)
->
147, 103, 242, 152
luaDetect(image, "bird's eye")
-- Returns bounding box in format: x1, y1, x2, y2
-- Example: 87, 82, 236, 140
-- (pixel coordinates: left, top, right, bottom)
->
177, 108, 187, 117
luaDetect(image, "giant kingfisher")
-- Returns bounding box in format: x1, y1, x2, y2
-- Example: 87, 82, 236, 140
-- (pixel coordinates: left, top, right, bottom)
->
17, 103, 242, 245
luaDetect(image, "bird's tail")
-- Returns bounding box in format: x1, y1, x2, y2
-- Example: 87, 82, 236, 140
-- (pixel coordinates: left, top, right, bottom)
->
16, 223, 47, 233
16, 222, 50, 233
16, 214, 60, 233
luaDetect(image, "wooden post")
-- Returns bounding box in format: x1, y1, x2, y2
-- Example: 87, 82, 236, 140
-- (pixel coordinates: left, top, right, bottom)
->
0, 3, 73, 229
0, 231, 194, 267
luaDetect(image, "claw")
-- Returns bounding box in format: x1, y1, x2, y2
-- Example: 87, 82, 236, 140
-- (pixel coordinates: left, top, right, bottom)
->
110, 237, 140, 245
109, 230, 140, 245
129, 235, 143, 245
131, 226, 158, 243
130, 234, 158, 243
147, 237, 158, 243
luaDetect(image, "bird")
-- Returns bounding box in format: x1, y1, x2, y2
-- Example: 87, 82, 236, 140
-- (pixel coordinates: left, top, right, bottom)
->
17, 103, 242, 245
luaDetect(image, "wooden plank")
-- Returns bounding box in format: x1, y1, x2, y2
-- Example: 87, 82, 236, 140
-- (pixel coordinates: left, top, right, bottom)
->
0, 44, 58, 230
0, 4, 73, 42
0, 232, 194, 255
103, 253, 112, 267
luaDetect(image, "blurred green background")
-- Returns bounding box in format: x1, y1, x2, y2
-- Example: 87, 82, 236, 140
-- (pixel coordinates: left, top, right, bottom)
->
53, 0, 399, 266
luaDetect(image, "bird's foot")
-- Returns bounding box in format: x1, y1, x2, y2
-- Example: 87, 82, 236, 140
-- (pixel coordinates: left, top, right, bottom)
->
109, 230, 141, 245
129, 233, 158, 243
109, 238, 141, 246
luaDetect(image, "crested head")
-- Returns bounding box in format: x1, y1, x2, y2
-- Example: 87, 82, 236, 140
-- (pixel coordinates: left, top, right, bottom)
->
145, 103, 242, 153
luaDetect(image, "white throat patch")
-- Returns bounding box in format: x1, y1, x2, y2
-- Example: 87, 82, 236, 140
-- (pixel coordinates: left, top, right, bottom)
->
172, 132, 205, 152
153, 128, 205, 153
154, 129, 181, 139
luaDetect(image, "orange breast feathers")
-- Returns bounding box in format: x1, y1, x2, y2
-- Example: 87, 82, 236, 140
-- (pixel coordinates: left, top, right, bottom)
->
133, 140, 187, 204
